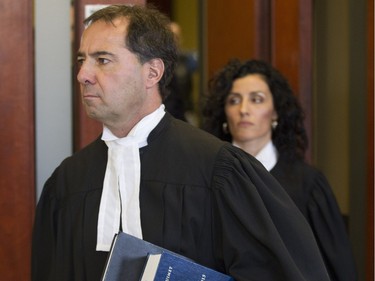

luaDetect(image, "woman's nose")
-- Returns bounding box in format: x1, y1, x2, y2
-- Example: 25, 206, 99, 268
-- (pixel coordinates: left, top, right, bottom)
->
239, 101, 249, 115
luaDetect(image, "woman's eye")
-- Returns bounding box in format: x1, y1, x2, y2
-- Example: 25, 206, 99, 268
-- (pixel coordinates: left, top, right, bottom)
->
226, 96, 241, 105
251, 93, 265, 103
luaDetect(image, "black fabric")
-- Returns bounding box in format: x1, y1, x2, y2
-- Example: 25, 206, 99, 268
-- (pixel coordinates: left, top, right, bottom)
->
270, 158, 357, 281
32, 113, 330, 281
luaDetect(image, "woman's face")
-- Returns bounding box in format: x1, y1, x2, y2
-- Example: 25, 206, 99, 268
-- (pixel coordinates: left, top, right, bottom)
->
224, 74, 277, 148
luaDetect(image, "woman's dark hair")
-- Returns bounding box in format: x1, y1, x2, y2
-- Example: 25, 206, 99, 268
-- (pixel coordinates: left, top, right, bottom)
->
202, 59, 308, 161
84, 4, 178, 100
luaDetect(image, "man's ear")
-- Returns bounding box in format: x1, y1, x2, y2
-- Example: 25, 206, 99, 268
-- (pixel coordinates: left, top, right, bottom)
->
145, 58, 164, 88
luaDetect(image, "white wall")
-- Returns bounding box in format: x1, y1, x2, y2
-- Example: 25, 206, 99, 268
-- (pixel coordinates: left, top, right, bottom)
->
35, 0, 73, 200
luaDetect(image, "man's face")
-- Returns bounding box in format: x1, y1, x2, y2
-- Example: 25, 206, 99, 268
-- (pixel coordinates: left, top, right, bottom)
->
77, 18, 149, 131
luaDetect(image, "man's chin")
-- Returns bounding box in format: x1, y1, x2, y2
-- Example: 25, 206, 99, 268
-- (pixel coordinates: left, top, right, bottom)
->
85, 109, 101, 121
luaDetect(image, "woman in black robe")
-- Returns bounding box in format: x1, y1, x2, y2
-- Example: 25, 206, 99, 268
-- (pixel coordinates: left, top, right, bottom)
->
203, 58, 357, 281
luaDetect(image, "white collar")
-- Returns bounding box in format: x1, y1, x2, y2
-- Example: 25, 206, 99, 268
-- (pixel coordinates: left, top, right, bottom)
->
101, 104, 166, 147
96, 104, 165, 252
254, 140, 278, 171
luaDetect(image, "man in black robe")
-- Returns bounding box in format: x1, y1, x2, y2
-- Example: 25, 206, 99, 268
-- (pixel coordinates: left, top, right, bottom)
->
32, 5, 331, 281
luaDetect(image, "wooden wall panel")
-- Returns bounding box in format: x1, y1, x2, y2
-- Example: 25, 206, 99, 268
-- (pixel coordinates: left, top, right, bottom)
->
73, 0, 146, 151
366, 0, 374, 279
271, 0, 313, 161
206, 0, 270, 79
0, 0, 35, 279
271, 0, 301, 93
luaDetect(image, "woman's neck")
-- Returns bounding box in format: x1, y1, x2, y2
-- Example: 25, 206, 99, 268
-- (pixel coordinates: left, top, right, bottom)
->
233, 137, 271, 157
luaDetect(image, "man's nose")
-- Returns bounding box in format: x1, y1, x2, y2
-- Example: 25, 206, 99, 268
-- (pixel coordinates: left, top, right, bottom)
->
77, 62, 94, 85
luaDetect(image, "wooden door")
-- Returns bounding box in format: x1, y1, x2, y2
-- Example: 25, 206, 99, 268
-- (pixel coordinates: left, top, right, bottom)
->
206, 0, 271, 76
366, 0, 374, 279
0, 0, 35, 279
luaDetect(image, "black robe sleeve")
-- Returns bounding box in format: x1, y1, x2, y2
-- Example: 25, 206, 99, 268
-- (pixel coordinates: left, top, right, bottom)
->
32, 139, 109, 281
307, 170, 357, 281
211, 146, 331, 281
31, 172, 59, 281
271, 159, 357, 281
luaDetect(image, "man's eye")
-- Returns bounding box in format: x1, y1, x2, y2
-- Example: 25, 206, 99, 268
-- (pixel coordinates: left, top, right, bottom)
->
77, 58, 84, 66
97, 58, 110, 65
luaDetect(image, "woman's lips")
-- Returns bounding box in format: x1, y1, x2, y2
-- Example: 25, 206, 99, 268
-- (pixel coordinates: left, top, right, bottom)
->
237, 121, 253, 127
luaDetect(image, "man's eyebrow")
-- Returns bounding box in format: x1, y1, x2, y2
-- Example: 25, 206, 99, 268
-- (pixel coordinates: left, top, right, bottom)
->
76, 51, 116, 58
